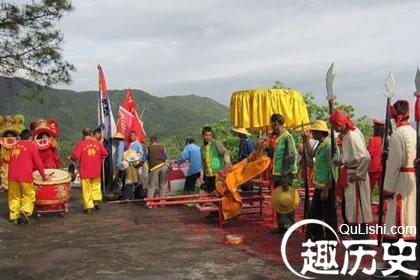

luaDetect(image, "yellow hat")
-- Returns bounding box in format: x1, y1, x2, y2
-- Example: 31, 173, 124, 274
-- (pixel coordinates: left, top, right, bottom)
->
310, 120, 329, 133
113, 132, 125, 139
271, 187, 300, 214
232, 127, 251, 136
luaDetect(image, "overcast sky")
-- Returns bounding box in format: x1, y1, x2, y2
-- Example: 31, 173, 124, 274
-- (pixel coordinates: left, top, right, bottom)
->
59, 0, 420, 118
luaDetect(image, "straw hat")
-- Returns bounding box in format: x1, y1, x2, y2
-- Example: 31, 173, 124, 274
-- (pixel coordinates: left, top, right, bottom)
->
232, 127, 251, 136
113, 132, 125, 139
123, 150, 141, 164
271, 187, 300, 214
310, 120, 329, 133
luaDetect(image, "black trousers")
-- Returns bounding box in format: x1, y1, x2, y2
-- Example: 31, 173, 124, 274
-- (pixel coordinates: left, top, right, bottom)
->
123, 183, 136, 200
184, 172, 200, 192
204, 176, 216, 193
308, 188, 336, 240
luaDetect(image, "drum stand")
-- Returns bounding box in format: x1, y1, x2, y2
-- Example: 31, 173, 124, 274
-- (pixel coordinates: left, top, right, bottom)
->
35, 205, 66, 218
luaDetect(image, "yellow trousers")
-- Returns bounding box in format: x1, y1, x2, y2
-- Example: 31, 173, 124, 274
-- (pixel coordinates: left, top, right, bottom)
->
0, 163, 9, 190
81, 177, 102, 209
8, 181, 35, 220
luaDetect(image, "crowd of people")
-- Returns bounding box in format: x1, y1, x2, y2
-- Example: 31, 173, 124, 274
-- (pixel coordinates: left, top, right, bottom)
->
0, 98, 417, 270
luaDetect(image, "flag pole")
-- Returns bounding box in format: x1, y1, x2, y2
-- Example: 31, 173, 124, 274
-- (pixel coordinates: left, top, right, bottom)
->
97, 64, 107, 193
97, 65, 104, 127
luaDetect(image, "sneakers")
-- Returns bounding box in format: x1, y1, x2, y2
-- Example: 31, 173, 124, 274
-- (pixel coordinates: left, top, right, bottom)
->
84, 209, 92, 214
12, 219, 20, 225
94, 203, 100, 210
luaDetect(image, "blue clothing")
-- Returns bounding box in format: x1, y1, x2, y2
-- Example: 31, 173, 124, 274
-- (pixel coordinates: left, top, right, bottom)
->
238, 138, 255, 161
116, 141, 125, 166
177, 143, 202, 176
129, 141, 144, 155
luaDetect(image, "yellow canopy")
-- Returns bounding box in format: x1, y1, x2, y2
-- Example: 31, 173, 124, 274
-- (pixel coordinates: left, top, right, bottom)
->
230, 88, 309, 131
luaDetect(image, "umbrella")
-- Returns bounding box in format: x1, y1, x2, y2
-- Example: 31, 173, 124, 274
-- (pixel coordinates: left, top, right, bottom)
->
230, 88, 309, 131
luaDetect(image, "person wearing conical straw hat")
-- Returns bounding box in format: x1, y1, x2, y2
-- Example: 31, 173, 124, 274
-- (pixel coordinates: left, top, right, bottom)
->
302, 120, 339, 240
232, 127, 255, 195
269, 114, 299, 234
232, 127, 255, 161
113, 132, 125, 167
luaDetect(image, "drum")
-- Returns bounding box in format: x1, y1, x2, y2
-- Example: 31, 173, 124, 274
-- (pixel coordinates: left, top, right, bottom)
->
33, 169, 72, 215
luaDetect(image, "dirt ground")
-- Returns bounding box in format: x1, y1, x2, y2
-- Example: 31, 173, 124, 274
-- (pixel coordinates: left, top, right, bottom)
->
0, 188, 373, 280
0, 188, 297, 280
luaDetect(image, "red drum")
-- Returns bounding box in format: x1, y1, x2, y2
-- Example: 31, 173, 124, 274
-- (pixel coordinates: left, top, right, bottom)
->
33, 169, 72, 216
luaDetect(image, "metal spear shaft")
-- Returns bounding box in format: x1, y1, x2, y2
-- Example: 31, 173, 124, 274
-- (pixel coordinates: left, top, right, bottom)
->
378, 72, 396, 247
326, 63, 337, 230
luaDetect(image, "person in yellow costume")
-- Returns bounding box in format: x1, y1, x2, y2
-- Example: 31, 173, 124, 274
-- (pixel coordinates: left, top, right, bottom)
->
8, 129, 48, 224
0, 115, 26, 191
71, 129, 109, 213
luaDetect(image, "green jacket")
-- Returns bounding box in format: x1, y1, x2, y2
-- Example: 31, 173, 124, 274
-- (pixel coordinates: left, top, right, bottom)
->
313, 137, 340, 189
272, 130, 298, 176
201, 140, 226, 177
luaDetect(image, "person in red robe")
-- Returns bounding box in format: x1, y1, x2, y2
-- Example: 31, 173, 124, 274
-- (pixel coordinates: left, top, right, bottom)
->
71, 129, 108, 213
31, 119, 60, 168
367, 119, 384, 195
8, 129, 47, 224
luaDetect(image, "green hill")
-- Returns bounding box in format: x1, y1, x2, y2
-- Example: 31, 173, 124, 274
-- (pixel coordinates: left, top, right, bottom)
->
0, 76, 228, 138
0, 76, 229, 158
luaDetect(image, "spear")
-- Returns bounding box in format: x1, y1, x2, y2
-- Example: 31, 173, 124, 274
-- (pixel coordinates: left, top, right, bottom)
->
326, 63, 337, 230
413, 67, 420, 272
377, 72, 396, 247
301, 122, 310, 233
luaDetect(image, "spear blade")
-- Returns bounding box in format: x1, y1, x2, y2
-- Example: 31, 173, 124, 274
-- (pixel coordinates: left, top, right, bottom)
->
326, 63, 335, 100
385, 72, 396, 98
415, 67, 420, 93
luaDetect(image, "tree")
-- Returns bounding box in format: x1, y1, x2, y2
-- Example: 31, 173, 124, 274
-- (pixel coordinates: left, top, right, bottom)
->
0, 0, 74, 85
272, 80, 286, 89
304, 92, 355, 120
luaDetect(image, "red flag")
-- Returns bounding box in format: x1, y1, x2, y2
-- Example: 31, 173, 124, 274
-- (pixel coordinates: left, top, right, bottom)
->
117, 89, 147, 143
117, 106, 134, 137
98, 65, 108, 97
